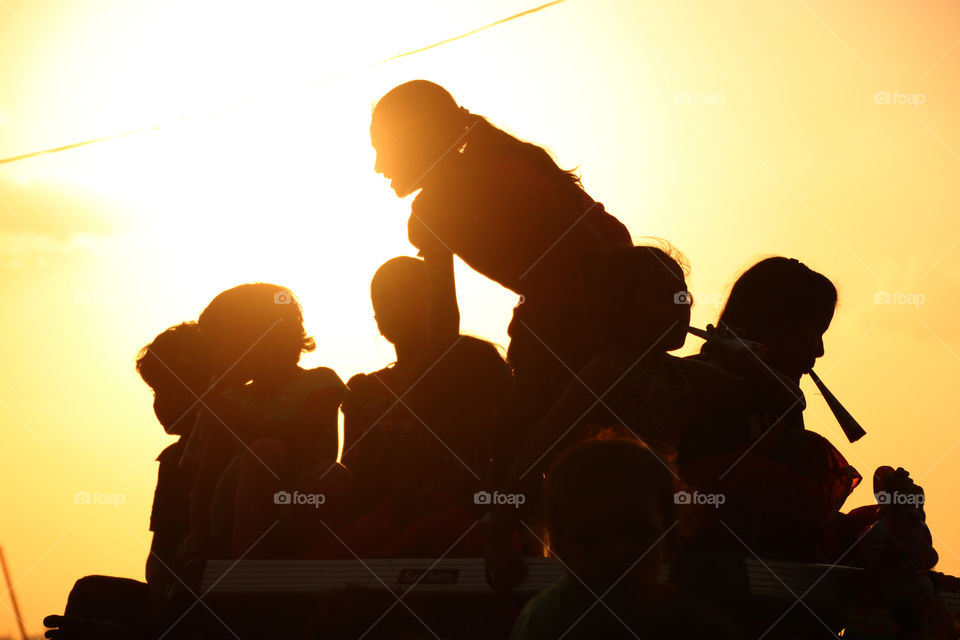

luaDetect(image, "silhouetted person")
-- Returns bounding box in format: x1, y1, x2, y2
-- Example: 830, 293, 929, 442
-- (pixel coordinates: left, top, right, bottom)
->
328, 256, 511, 558
508, 437, 740, 640
183, 283, 347, 559
486, 245, 801, 589
44, 322, 212, 640
371, 80, 632, 440
678, 257, 863, 563
846, 467, 960, 639
668, 257, 869, 638
136, 322, 211, 591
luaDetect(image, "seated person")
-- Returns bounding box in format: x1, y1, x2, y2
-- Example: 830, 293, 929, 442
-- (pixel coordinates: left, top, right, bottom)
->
487, 245, 799, 589
509, 436, 740, 640
329, 256, 511, 557
846, 467, 959, 639
184, 283, 347, 559
44, 322, 212, 639
677, 257, 864, 563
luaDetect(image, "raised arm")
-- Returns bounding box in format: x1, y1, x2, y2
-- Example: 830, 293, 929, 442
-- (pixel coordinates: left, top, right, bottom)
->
421, 249, 460, 346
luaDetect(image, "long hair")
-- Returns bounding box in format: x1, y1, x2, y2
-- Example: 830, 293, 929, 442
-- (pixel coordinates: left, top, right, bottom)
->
462, 113, 582, 193
717, 257, 837, 342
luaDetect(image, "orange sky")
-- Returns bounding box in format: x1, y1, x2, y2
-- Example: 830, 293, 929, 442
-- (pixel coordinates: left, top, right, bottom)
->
1, 0, 959, 636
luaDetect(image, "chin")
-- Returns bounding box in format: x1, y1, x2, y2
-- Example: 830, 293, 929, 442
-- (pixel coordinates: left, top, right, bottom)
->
664, 333, 687, 352
388, 177, 411, 197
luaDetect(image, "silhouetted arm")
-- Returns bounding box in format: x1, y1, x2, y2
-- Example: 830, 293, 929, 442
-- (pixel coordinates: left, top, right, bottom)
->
422, 249, 460, 345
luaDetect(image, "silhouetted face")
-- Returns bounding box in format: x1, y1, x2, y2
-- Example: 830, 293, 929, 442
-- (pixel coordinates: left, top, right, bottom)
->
152, 382, 200, 436
370, 112, 462, 197
626, 269, 690, 352
371, 273, 430, 347
556, 487, 668, 592
766, 307, 833, 380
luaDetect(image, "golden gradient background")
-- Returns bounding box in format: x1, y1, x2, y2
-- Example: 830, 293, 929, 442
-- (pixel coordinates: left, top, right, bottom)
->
1, 0, 958, 635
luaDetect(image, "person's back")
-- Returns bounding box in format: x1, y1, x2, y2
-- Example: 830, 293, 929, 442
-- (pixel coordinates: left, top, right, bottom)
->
410, 152, 629, 298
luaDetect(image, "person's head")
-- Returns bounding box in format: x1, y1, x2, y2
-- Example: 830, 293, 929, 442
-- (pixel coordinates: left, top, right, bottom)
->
136, 322, 211, 435
371, 80, 581, 197
582, 243, 691, 355
370, 256, 429, 347
546, 437, 677, 592
198, 283, 315, 383
411, 335, 512, 427
716, 257, 836, 380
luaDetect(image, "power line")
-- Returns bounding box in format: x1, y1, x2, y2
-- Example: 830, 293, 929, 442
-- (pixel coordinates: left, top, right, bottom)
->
0, 0, 569, 167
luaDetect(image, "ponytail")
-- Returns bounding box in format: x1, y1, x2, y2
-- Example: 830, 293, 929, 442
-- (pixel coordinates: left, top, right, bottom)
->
463, 114, 583, 194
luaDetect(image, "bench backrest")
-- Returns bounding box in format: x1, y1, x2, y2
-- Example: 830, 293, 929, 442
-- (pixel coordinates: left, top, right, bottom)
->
198, 557, 960, 615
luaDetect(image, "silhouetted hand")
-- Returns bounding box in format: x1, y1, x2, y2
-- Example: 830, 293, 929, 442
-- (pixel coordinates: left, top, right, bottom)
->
700, 324, 767, 370
483, 508, 526, 593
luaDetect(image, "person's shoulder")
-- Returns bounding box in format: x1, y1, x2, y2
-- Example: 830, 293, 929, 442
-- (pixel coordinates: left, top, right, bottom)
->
298, 366, 346, 390
676, 354, 740, 383
449, 335, 507, 367
346, 366, 396, 390
343, 367, 398, 410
